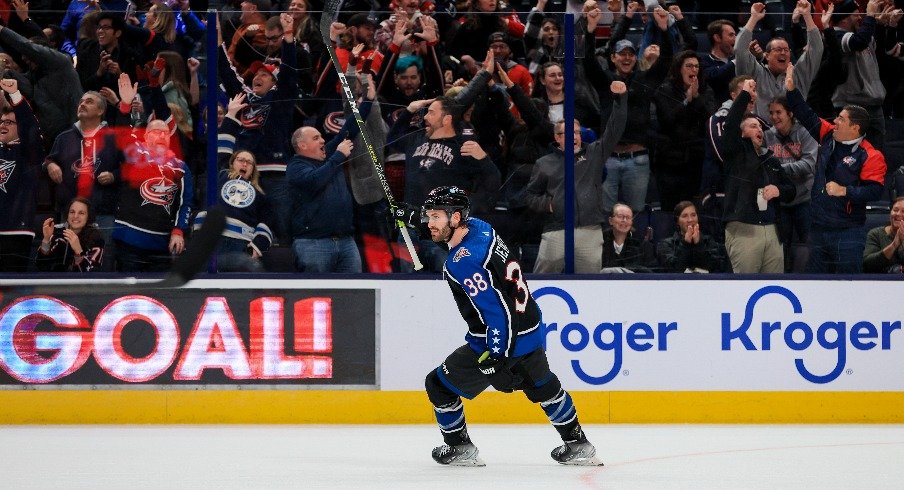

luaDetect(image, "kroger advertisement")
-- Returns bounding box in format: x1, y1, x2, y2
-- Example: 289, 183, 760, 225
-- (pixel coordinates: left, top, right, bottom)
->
376, 279, 904, 391
0, 288, 377, 386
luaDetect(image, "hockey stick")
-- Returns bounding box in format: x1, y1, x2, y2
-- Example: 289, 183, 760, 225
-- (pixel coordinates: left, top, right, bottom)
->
319, 1, 424, 270
0, 208, 226, 295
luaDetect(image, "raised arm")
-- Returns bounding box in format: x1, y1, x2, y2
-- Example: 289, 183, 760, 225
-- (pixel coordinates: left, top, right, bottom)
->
734, 3, 768, 79
841, 0, 882, 52
790, 1, 824, 96
451, 50, 494, 115
643, 7, 675, 85
723, 82, 754, 156
670, 5, 698, 51
217, 93, 246, 168
603, 0, 639, 56
501, 70, 549, 132
784, 63, 826, 141
583, 13, 615, 98
597, 81, 628, 159
523, 0, 548, 49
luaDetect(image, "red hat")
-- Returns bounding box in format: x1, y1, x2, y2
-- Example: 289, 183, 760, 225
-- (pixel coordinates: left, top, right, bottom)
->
247, 60, 279, 78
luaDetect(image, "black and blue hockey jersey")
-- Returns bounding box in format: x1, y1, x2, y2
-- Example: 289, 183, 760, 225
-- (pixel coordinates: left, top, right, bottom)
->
194, 170, 274, 255
217, 40, 298, 172
444, 218, 543, 359
0, 94, 43, 238
44, 122, 123, 216
112, 143, 192, 251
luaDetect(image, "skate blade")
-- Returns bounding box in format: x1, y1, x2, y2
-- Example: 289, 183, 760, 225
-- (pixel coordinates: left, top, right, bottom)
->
557, 456, 604, 466
448, 456, 486, 467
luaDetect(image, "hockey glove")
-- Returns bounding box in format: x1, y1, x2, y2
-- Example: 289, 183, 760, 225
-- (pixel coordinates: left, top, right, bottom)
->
390, 202, 422, 228
477, 352, 523, 393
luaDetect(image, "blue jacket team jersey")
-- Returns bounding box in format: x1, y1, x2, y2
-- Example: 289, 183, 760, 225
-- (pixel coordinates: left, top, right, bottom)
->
443, 218, 543, 359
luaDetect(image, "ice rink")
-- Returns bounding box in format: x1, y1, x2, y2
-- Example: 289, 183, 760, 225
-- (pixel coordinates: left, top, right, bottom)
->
2, 424, 903, 488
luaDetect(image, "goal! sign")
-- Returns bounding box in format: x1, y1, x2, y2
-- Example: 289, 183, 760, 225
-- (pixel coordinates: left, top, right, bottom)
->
0, 289, 376, 386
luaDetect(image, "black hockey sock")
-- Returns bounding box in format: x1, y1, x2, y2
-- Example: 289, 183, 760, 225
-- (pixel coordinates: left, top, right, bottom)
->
443, 426, 471, 446
555, 421, 587, 444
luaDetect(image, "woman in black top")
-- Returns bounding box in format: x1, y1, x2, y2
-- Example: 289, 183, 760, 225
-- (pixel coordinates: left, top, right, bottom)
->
36, 197, 105, 272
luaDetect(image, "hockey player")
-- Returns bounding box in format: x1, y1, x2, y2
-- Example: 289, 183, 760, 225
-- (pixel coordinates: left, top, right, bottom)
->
410, 186, 602, 467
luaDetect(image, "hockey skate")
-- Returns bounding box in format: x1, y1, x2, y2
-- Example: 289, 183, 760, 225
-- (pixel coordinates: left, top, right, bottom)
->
431, 443, 485, 466
551, 440, 604, 466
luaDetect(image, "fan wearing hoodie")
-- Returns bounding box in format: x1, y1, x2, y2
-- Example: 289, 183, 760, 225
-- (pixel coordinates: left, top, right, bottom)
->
764, 95, 818, 272
734, 1, 823, 119
523, 81, 628, 274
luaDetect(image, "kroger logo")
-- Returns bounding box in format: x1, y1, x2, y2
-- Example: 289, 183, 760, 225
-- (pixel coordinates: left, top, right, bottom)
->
534, 287, 677, 385
722, 285, 902, 384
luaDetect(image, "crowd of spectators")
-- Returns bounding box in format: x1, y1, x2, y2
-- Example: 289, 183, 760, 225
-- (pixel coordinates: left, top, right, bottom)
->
0, 0, 902, 275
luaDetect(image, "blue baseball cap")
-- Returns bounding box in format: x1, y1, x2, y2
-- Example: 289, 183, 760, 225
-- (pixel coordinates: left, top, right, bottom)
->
613, 39, 636, 54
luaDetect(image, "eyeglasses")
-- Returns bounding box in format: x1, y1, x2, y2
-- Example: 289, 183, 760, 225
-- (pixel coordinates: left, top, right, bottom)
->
612, 214, 633, 221
234, 156, 254, 164
683, 63, 700, 69
0, 119, 17, 126
96, 24, 114, 31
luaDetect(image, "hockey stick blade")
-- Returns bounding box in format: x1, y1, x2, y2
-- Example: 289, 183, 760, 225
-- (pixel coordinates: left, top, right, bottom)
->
319, 0, 423, 270
0, 208, 226, 296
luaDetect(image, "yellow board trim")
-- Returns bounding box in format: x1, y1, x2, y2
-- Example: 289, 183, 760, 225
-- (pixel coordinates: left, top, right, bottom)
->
2, 391, 903, 424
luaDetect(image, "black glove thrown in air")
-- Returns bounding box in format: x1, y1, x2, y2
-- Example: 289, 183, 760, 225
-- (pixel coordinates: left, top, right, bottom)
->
478, 355, 523, 393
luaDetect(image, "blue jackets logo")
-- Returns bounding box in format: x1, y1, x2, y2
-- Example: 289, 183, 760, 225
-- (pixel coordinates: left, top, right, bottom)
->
452, 247, 470, 263
722, 285, 902, 384
0, 159, 14, 192
535, 287, 677, 385
139, 177, 177, 211
222, 179, 256, 208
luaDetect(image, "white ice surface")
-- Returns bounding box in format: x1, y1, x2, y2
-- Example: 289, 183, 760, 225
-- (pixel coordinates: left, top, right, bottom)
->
2, 424, 903, 489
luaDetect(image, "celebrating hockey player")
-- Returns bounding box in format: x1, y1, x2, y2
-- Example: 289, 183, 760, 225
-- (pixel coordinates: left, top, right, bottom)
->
411, 186, 602, 467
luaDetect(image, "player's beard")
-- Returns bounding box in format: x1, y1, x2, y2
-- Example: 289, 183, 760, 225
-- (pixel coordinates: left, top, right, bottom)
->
430, 224, 452, 243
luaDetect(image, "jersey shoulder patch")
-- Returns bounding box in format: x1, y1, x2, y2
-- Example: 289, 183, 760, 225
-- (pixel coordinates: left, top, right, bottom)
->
452, 247, 471, 263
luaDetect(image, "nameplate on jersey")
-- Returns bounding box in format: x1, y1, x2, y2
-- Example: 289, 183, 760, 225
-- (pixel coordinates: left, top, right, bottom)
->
493, 240, 509, 261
